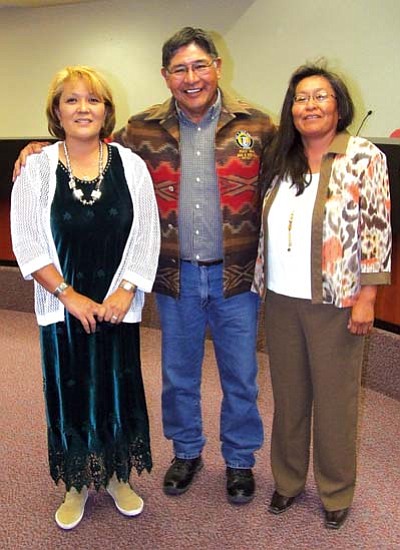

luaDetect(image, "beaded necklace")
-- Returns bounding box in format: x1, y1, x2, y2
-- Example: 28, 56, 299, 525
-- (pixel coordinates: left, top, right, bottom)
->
63, 141, 104, 206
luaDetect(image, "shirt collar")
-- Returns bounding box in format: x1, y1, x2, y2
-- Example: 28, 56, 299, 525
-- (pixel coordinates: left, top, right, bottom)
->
326, 131, 351, 154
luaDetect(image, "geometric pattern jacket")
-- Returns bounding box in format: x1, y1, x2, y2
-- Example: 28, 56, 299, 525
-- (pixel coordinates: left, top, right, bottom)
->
253, 132, 391, 307
114, 89, 275, 298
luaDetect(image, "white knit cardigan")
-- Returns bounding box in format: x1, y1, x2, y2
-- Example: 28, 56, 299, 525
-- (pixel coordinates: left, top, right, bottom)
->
11, 142, 160, 326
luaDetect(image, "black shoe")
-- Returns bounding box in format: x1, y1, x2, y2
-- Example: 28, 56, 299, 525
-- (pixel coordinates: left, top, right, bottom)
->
324, 508, 349, 530
226, 467, 255, 505
163, 456, 203, 495
268, 491, 296, 514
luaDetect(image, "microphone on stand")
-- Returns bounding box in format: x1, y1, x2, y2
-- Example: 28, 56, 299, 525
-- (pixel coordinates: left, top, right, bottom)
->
356, 110, 373, 136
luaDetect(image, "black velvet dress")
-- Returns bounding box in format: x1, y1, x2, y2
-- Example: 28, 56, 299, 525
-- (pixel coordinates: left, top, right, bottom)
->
39, 145, 152, 491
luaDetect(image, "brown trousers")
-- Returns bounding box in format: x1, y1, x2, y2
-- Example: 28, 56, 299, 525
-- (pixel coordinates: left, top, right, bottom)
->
265, 291, 365, 511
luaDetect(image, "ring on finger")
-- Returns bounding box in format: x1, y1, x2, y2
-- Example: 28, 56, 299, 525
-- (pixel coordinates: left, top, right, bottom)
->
111, 315, 118, 321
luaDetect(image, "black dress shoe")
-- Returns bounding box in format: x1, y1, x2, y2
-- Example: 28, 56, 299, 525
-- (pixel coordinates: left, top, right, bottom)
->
163, 456, 203, 495
324, 508, 349, 529
268, 490, 296, 514
226, 467, 255, 504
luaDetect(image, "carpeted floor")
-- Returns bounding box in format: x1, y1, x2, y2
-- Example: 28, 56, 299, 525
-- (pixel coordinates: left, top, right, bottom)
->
1, 309, 400, 550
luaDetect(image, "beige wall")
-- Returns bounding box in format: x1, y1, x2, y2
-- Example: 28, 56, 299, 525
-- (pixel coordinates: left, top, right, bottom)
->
1, 0, 399, 138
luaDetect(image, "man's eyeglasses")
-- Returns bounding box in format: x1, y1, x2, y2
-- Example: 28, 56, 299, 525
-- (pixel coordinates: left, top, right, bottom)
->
165, 58, 217, 78
293, 91, 336, 104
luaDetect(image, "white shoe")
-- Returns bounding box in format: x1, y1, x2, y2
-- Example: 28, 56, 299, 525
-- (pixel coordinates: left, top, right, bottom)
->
106, 477, 144, 516
55, 486, 88, 530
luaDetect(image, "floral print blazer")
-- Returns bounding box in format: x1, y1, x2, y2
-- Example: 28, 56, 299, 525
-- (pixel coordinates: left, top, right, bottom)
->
253, 132, 391, 307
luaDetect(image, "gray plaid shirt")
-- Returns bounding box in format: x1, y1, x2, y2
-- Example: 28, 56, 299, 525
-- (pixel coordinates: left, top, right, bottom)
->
177, 91, 223, 262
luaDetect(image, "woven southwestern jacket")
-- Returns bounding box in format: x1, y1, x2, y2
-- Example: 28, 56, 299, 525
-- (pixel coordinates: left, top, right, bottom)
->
253, 132, 392, 307
114, 90, 275, 298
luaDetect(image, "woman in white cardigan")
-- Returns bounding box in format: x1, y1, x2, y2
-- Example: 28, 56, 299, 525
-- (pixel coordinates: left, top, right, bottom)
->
11, 66, 160, 530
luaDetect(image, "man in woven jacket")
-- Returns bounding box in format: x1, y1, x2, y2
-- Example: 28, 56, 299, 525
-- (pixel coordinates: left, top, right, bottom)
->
114, 27, 275, 504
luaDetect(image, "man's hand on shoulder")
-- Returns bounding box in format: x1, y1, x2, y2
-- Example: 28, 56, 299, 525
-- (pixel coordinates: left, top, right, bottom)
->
13, 141, 50, 181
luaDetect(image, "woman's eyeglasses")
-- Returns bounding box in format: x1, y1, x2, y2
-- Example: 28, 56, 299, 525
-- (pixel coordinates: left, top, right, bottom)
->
293, 91, 336, 104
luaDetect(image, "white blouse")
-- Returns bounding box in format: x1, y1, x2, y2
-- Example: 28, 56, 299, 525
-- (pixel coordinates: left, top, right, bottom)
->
267, 173, 319, 299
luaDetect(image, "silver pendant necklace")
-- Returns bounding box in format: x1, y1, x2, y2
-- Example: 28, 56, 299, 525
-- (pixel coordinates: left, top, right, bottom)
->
287, 175, 315, 252
63, 141, 104, 206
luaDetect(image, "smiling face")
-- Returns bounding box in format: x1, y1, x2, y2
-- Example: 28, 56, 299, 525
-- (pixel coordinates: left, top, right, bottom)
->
292, 75, 339, 143
161, 42, 221, 123
56, 77, 106, 142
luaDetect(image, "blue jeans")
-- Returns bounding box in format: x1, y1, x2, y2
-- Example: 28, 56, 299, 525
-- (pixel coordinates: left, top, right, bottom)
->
156, 261, 263, 468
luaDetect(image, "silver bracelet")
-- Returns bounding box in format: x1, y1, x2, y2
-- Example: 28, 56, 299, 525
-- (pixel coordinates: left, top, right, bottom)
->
53, 281, 70, 298
119, 280, 137, 293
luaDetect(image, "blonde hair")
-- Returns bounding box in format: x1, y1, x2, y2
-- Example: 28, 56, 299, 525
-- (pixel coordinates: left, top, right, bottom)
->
46, 65, 116, 139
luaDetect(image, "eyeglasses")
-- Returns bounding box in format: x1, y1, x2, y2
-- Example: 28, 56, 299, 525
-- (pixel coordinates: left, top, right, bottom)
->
293, 91, 336, 104
165, 58, 217, 78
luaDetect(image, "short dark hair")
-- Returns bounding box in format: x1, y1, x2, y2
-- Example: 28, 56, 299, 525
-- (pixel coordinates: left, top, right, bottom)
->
262, 62, 355, 193
162, 26, 218, 68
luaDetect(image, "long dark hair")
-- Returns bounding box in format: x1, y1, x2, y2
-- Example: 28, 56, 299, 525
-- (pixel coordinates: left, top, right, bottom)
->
261, 63, 354, 195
